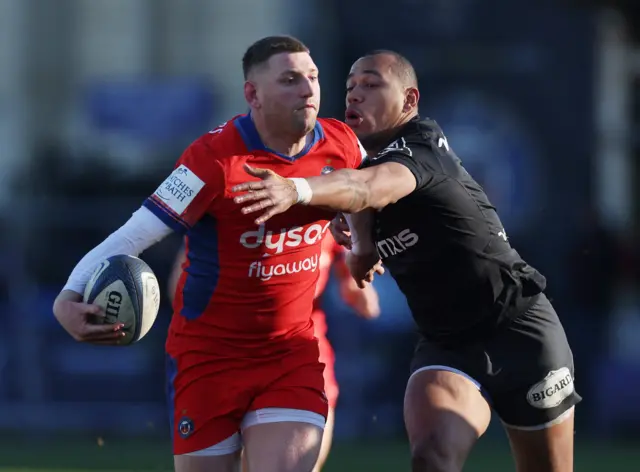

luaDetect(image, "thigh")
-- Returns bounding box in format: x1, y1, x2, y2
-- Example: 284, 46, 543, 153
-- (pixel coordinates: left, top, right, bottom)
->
314, 406, 335, 472
241, 343, 327, 472
485, 294, 582, 430
167, 353, 253, 456
250, 342, 328, 418
406, 343, 492, 471
174, 441, 242, 472
505, 406, 575, 472
243, 419, 324, 472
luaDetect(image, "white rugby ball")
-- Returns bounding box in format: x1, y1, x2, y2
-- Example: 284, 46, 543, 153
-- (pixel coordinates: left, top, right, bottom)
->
83, 254, 161, 345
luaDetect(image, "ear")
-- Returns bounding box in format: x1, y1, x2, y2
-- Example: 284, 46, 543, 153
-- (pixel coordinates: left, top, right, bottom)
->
403, 87, 419, 112
244, 81, 260, 109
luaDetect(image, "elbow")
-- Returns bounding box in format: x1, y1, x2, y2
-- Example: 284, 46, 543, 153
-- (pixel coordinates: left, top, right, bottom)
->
368, 194, 394, 211
369, 200, 387, 211
364, 180, 397, 211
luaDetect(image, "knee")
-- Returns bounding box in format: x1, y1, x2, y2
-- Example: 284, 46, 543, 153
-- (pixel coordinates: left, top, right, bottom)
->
410, 431, 465, 472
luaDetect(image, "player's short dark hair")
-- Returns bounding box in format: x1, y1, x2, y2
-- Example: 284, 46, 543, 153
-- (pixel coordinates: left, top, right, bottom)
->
242, 35, 310, 79
363, 49, 418, 88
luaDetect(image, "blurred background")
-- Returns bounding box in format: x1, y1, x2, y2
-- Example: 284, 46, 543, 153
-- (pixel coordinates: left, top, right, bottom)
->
1, 0, 639, 470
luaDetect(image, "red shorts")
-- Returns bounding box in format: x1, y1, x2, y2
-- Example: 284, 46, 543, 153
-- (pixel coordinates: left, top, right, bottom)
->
166, 339, 328, 455
312, 309, 339, 409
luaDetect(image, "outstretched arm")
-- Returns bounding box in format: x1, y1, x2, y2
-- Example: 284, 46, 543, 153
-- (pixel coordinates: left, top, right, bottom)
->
59, 206, 172, 298
232, 162, 416, 224
53, 206, 173, 344
304, 163, 416, 212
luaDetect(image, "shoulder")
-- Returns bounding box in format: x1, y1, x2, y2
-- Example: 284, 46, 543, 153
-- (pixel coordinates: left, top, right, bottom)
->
403, 117, 450, 153
318, 118, 363, 167
318, 118, 360, 147
192, 115, 245, 155
363, 118, 452, 190
375, 118, 448, 163
181, 115, 248, 170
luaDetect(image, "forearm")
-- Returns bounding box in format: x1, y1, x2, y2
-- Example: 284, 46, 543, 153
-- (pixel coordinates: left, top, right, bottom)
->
345, 209, 376, 256
305, 169, 375, 213
62, 207, 172, 295
54, 289, 83, 307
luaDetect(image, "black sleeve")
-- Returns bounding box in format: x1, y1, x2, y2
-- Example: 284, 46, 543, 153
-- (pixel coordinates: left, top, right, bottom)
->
364, 141, 439, 191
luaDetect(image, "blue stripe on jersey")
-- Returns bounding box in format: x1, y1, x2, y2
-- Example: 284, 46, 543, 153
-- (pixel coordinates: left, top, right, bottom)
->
181, 215, 220, 320
165, 354, 177, 442
143, 198, 189, 233
234, 113, 325, 162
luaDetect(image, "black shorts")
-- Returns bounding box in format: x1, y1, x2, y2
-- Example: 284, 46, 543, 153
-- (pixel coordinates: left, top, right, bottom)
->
410, 293, 582, 429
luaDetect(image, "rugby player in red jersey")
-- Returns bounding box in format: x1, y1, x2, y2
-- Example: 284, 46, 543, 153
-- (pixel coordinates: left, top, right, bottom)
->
52, 35, 368, 472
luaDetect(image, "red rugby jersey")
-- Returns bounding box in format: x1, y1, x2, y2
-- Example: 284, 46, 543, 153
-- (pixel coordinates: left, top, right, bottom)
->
144, 114, 364, 355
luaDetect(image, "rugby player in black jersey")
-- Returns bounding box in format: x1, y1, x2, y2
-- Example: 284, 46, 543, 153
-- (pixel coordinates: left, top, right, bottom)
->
232, 50, 581, 472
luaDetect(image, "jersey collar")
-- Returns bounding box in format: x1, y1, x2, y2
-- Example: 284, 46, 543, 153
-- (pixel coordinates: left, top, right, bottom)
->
234, 113, 325, 162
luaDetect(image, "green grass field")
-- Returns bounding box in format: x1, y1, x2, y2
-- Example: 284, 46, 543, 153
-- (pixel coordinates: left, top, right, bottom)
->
0, 435, 638, 472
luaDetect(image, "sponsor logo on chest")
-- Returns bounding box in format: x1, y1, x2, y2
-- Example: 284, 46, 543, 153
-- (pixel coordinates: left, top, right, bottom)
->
239, 223, 331, 281
375, 228, 419, 259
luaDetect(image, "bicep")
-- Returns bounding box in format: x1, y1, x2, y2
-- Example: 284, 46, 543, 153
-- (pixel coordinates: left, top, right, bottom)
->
361, 162, 417, 209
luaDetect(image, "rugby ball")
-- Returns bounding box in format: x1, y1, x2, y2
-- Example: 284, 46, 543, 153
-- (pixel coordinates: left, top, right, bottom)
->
83, 254, 161, 345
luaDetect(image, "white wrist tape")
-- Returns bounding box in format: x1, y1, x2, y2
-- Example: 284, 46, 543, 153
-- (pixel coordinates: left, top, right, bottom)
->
290, 178, 313, 205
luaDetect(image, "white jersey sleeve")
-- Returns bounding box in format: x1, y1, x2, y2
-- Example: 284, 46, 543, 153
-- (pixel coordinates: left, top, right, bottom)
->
62, 206, 173, 295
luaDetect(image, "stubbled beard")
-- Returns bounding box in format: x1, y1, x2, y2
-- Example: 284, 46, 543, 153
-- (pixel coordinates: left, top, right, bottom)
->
292, 113, 316, 136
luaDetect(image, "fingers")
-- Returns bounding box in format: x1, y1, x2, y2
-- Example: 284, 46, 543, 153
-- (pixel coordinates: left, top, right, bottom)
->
239, 199, 275, 216
234, 191, 276, 206
353, 271, 372, 289
232, 181, 274, 197
86, 331, 127, 343
233, 189, 269, 204
352, 263, 384, 290
334, 234, 352, 249
367, 304, 381, 319
231, 165, 280, 193
243, 164, 274, 179
253, 206, 282, 225
76, 303, 105, 318
91, 339, 126, 346
77, 321, 125, 341
231, 181, 270, 193
331, 227, 352, 248
333, 220, 350, 232
330, 215, 352, 248
366, 265, 384, 281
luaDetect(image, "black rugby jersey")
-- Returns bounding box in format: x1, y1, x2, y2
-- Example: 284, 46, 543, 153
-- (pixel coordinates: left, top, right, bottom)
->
361, 116, 546, 345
